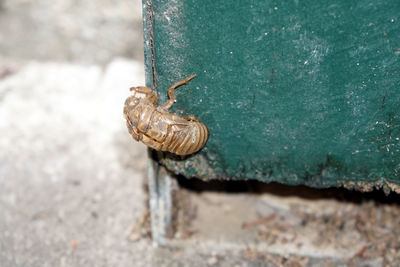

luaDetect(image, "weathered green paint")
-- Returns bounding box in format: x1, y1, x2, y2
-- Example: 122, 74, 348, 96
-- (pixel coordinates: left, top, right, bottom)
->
143, 0, 400, 191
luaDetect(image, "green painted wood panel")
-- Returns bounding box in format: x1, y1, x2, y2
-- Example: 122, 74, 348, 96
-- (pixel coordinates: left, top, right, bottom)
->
143, 0, 400, 192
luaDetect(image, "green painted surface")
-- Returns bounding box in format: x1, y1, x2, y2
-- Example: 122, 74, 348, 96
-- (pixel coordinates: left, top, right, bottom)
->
143, 0, 400, 190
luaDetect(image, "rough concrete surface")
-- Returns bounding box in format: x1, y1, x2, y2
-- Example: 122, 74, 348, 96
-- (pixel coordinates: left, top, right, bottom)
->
0, 59, 153, 266
1, 1, 400, 266
0, 0, 143, 64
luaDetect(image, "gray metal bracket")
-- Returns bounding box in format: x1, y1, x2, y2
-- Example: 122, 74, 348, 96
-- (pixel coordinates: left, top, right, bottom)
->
147, 154, 178, 245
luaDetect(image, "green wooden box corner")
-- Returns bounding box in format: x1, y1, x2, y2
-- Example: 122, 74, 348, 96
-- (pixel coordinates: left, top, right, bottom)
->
143, 0, 400, 193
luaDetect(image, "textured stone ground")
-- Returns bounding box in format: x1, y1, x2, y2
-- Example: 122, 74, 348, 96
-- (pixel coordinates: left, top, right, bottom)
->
0, 0, 143, 64
0, 59, 154, 266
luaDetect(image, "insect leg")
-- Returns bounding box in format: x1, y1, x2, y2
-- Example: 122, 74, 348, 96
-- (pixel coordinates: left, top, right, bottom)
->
130, 86, 154, 96
126, 119, 142, 141
159, 74, 196, 111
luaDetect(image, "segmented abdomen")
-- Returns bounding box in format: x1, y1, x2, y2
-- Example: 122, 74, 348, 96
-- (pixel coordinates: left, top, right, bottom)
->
162, 120, 209, 155
125, 102, 208, 155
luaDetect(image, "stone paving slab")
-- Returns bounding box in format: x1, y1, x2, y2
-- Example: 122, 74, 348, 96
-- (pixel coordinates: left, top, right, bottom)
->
0, 59, 154, 267
0, 0, 143, 64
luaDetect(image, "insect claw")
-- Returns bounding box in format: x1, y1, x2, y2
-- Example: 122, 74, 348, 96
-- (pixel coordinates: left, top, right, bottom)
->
184, 74, 197, 84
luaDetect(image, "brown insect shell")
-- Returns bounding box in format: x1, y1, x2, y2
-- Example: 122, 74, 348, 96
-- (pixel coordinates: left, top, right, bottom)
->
123, 86, 158, 141
124, 86, 209, 155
